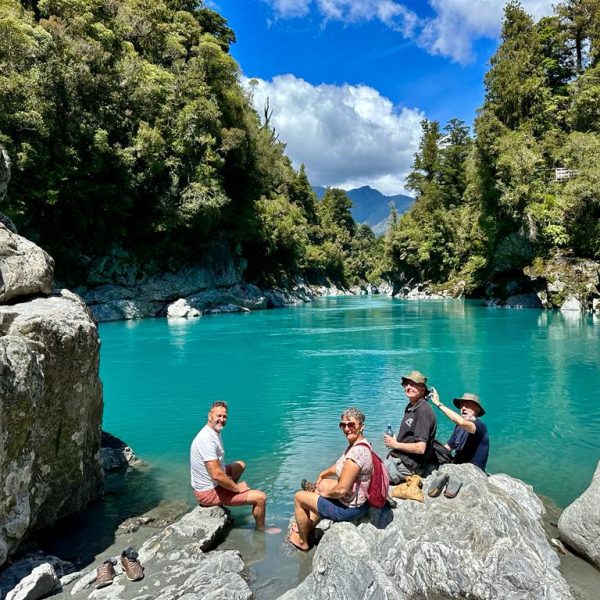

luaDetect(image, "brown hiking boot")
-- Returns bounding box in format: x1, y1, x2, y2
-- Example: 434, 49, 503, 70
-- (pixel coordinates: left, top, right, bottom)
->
120, 547, 144, 581
391, 475, 424, 503
95, 558, 117, 589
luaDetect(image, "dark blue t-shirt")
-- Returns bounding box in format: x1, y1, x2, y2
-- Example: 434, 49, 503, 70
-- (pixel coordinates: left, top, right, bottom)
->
447, 418, 489, 471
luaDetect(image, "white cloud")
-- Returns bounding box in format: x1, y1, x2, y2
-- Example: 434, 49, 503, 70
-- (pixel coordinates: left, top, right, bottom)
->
263, 0, 311, 18
420, 0, 556, 63
261, 0, 555, 63
245, 75, 423, 195
317, 0, 418, 36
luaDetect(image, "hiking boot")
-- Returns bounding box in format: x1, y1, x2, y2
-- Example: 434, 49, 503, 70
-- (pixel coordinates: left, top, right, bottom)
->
95, 558, 117, 589
301, 479, 317, 492
120, 547, 144, 581
391, 475, 424, 503
427, 473, 449, 498
405, 474, 423, 488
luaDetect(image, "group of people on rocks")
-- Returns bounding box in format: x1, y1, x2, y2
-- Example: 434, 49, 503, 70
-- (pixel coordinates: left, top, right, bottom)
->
189, 370, 489, 549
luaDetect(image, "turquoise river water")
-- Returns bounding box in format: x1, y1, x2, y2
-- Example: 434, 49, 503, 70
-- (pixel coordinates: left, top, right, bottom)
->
49, 297, 600, 596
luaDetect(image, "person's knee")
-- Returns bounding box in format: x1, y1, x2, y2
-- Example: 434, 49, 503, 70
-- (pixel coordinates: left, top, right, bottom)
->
237, 460, 246, 472
248, 489, 267, 506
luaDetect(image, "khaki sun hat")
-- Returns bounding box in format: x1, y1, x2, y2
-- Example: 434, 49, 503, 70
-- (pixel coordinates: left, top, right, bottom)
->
453, 393, 486, 416
401, 370, 428, 391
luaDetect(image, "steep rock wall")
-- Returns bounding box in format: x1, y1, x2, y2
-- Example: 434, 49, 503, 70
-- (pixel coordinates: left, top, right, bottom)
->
0, 218, 103, 567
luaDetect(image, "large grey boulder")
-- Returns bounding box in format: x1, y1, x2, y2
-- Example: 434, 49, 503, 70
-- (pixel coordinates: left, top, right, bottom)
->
280, 464, 573, 600
5, 563, 59, 600
66, 507, 252, 600
0, 224, 54, 303
558, 460, 600, 569
0, 553, 73, 600
0, 290, 103, 567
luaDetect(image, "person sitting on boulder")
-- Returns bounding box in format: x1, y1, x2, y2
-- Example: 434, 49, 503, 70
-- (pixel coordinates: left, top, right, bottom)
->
190, 400, 280, 533
430, 391, 489, 471
383, 370, 437, 484
288, 408, 373, 551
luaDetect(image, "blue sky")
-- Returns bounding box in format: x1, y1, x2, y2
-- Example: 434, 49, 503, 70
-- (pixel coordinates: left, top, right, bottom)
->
212, 0, 555, 194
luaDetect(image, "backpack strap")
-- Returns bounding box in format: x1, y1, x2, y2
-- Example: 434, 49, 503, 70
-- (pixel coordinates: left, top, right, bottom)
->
351, 441, 374, 492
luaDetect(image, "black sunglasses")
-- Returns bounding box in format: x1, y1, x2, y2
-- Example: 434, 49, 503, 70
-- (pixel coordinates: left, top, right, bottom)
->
339, 421, 358, 431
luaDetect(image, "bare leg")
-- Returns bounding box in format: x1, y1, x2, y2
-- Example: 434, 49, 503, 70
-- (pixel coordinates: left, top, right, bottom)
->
289, 491, 320, 551
227, 461, 246, 482
244, 489, 266, 526
245, 490, 281, 534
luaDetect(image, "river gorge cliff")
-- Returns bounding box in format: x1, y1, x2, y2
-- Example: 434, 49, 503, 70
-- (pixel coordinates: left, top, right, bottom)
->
0, 216, 103, 567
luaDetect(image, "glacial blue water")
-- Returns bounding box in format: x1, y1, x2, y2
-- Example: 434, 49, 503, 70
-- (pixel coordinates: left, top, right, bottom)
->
96, 297, 600, 593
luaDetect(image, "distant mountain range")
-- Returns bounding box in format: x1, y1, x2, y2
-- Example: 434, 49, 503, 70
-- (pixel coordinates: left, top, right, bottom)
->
312, 185, 414, 235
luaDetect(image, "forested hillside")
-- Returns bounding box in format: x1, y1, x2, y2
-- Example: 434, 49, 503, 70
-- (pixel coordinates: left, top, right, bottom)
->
0, 0, 381, 286
386, 0, 600, 296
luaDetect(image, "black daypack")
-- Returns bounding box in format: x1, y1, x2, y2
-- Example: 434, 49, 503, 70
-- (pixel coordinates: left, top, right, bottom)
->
431, 439, 453, 465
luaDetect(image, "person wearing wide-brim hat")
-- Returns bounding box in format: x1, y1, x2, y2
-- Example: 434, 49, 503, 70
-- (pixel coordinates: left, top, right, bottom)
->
430, 391, 489, 471
384, 370, 438, 484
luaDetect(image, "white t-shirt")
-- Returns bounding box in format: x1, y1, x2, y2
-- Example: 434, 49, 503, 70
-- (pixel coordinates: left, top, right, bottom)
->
190, 425, 225, 491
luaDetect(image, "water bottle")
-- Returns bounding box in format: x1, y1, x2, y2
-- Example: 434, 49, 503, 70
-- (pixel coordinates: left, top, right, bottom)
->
386, 423, 394, 437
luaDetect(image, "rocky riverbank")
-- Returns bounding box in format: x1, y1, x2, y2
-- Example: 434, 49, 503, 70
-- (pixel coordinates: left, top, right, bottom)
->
4, 462, 600, 600
73, 261, 393, 323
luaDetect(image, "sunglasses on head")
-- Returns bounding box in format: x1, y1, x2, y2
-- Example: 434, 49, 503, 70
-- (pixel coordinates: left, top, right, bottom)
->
339, 421, 358, 431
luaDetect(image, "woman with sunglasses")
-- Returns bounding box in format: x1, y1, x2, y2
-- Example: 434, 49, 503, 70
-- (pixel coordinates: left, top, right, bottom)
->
287, 408, 373, 551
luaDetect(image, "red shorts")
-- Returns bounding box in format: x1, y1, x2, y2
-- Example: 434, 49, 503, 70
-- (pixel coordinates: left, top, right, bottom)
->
193, 464, 250, 507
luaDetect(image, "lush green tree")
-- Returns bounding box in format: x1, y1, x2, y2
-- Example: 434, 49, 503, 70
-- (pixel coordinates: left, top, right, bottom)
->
484, 2, 548, 131
319, 187, 355, 236
556, 0, 600, 71
405, 119, 441, 197
438, 119, 472, 208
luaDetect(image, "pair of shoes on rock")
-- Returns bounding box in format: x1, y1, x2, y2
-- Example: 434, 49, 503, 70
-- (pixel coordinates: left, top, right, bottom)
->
427, 473, 462, 498
391, 474, 424, 503
95, 547, 144, 590
301, 479, 317, 492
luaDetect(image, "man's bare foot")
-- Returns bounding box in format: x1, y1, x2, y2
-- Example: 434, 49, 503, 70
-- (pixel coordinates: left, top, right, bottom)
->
259, 525, 282, 534
287, 530, 310, 551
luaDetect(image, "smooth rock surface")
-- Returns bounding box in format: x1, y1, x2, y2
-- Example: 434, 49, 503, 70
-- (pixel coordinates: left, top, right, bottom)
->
0, 553, 73, 599
0, 291, 103, 567
166, 298, 201, 319
99, 432, 139, 473
505, 292, 543, 308
0, 224, 54, 303
183, 283, 267, 313
558, 461, 600, 569
280, 464, 573, 600
80, 259, 241, 321
66, 506, 252, 600
561, 296, 582, 312
5, 563, 58, 600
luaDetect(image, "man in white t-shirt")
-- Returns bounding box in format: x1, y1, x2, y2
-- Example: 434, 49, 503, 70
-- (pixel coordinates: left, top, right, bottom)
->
190, 401, 280, 533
